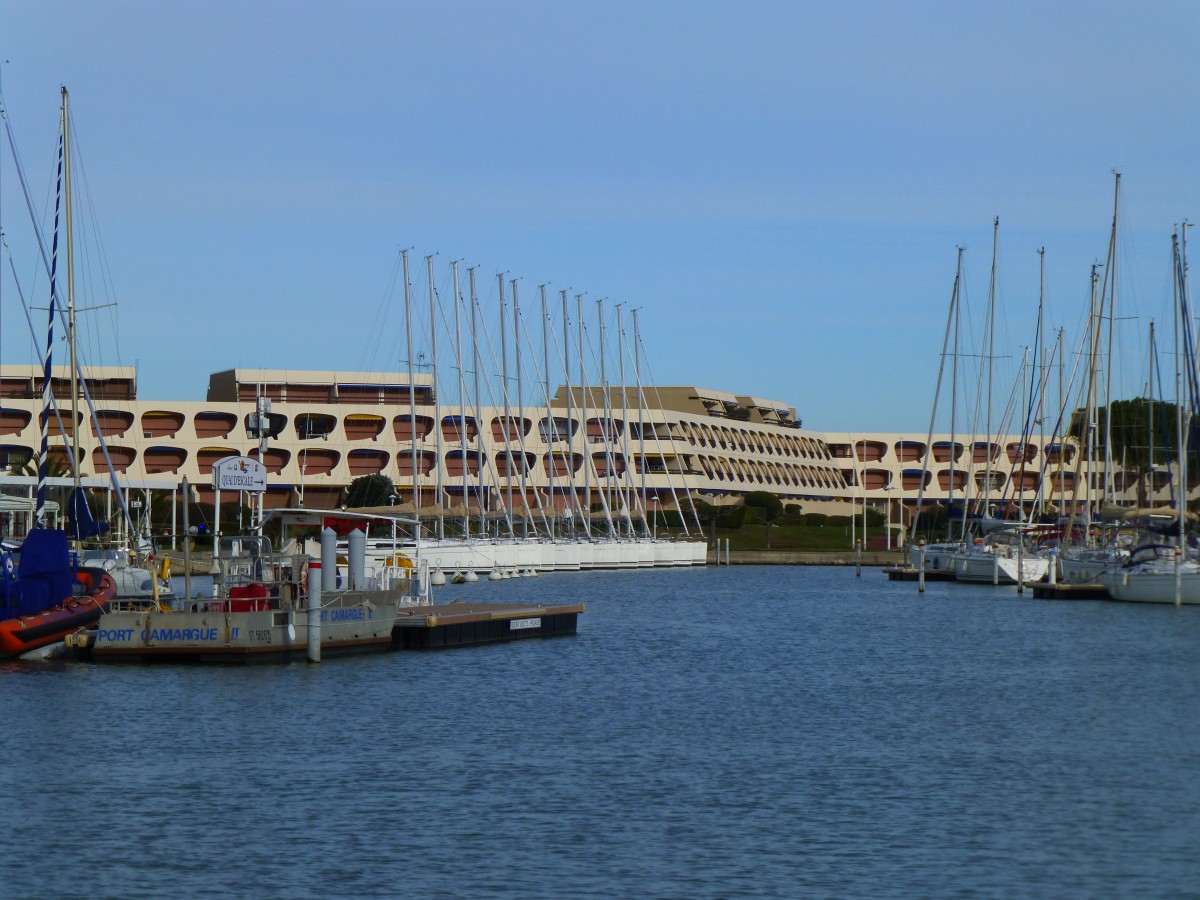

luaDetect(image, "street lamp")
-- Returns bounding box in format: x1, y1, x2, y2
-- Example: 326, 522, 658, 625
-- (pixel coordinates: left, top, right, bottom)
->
884, 484, 898, 550
131, 496, 143, 543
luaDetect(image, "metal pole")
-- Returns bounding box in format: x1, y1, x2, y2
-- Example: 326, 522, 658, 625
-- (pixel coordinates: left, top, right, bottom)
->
307, 561, 322, 663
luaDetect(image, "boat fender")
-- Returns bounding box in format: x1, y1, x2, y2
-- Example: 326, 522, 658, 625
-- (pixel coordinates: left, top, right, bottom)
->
298, 560, 309, 587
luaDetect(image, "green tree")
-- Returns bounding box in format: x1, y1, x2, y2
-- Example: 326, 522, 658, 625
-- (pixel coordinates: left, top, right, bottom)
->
745, 491, 783, 547
1071, 399, 1182, 505
345, 474, 396, 508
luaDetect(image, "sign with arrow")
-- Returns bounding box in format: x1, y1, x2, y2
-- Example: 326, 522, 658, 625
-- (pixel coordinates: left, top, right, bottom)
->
212, 455, 268, 493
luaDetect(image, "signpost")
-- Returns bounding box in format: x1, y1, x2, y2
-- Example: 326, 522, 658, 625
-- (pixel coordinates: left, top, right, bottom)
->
211, 455, 268, 592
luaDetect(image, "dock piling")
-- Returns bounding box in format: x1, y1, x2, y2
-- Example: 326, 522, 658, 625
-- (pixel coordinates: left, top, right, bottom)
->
307, 561, 322, 663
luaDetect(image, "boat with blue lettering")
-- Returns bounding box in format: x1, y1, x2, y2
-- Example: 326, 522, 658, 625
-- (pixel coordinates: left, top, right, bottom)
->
83, 511, 431, 663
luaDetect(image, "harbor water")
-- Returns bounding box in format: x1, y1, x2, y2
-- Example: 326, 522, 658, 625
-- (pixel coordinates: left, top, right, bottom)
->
3, 566, 1199, 898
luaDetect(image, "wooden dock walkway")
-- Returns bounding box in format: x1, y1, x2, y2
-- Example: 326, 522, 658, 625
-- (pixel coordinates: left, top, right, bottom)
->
883, 567, 956, 581
1030, 582, 1110, 600
392, 601, 584, 649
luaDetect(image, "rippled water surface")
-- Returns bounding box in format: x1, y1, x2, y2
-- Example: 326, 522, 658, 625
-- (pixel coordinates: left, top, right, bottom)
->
4, 566, 1199, 898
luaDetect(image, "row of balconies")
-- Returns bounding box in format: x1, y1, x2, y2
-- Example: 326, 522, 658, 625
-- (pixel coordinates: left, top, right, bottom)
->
0, 407, 685, 448
1, 440, 699, 483
840, 465, 1184, 495
828, 438, 1079, 466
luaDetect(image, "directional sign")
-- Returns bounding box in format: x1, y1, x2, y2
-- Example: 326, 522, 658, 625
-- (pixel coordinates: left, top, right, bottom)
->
212, 455, 268, 493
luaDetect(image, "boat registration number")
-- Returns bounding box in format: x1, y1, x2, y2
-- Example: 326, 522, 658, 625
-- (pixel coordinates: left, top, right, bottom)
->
509, 617, 541, 631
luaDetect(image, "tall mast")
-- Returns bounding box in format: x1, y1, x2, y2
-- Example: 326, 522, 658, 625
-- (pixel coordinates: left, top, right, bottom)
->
469, 268, 485, 536
63, 87, 80, 516
950, 247, 963, 539
616, 303, 633, 537
1103, 173, 1120, 504
452, 261, 468, 539
577, 294, 590, 536
633, 307, 646, 524
498, 274, 512, 533
1173, 229, 1185, 605
541, 285, 554, 534
426, 255, 443, 540
512, 278, 531, 538
402, 250, 417, 518
910, 248, 961, 544
984, 216, 998, 518
36, 99, 66, 528
562, 290, 575, 533
1033, 247, 1046, 520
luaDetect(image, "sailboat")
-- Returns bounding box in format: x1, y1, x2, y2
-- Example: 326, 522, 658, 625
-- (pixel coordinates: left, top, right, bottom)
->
348, 251, 707, 575
908, 247, 969, 574
1100, 226, 1200, 605
0, 88, 120, 657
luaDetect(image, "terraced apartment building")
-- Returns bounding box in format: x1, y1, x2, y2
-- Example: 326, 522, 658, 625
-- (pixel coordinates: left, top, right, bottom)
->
0, 365, 1164, 529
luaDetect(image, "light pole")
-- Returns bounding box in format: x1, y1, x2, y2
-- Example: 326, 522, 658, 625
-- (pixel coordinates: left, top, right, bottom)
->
884, 484, 897, 549
131, 496, 143, 545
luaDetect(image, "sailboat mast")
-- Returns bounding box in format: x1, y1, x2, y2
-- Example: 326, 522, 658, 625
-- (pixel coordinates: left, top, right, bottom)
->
577, 294, 590, 537
562, 290, 574, 533
469, 268, 485, 536
402, 250, 417, 519
63, 87, 81, 514
452, 261, 468, 540
541, 285, 554, 534
36, 105, 66, 528
597, 300, 609, 527
1034, 247, 1046, 519
512, 278, 531, 538
616, 303, 634, 536
633, 308, 646, 526
950, 248, 963, 540
1103, 174, 1121, 504
985, 217, 998, 517
910, 248, 961, 545
427, 256, 443, 540
1149, 320, 1156, 479
498, 274, 512, 533
1173, 229, 1184, 605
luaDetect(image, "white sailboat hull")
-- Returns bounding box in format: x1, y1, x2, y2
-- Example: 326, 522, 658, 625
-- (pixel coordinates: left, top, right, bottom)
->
953, 551, 1049, 584
1099, 569, 1200, 604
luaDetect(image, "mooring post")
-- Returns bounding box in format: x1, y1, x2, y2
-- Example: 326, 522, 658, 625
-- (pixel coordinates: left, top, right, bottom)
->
855, 540, 862, 577
307, 560, 322, 663
918, 540, 926, 594
1017, 530, 1025, 595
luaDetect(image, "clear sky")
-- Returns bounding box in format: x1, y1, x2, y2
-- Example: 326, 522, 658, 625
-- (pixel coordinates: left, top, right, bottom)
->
1, 0, 1197, 432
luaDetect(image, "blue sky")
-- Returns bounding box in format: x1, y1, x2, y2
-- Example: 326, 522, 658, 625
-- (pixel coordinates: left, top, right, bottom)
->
1, 0, 1197, 431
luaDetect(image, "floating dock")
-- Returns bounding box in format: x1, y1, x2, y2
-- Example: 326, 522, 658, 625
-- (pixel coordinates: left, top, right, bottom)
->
392, 601, 584, 649
883, 567, 956, 582
1030, 582, 1110, 601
